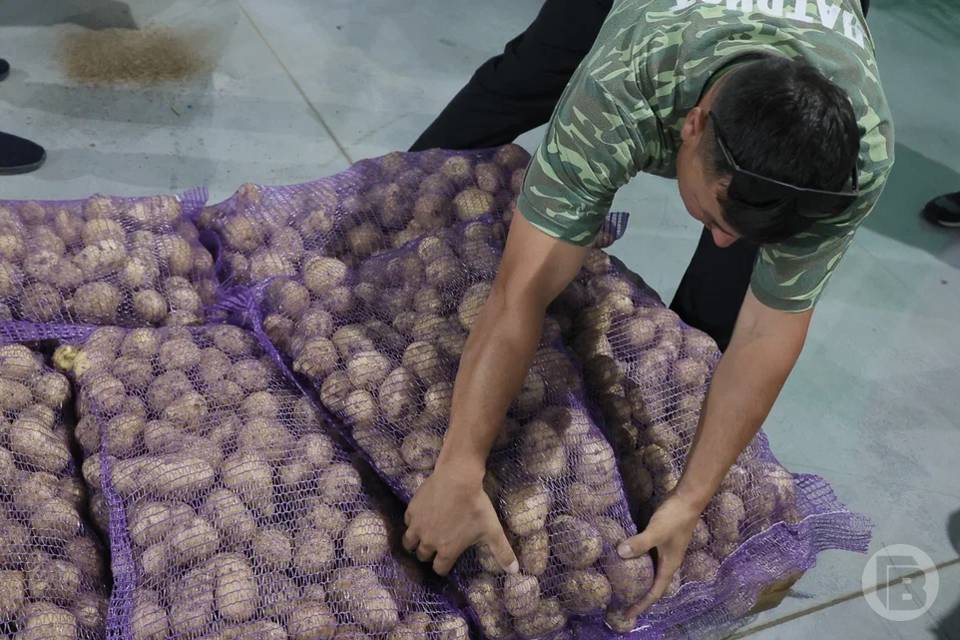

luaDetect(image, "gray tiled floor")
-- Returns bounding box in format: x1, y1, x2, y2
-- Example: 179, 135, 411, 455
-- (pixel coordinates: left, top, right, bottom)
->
2, 0, 958, 637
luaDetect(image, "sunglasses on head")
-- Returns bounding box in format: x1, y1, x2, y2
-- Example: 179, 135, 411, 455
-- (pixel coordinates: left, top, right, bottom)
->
709, 112, 859, 218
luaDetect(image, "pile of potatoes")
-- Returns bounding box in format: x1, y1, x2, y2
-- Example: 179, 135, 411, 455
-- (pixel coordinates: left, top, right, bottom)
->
0, 344, 109, 640
0, 194, 216, 326
198, 145, 529, 285
250, 224, 661, 632
557, 249, 804, 621
55, 325, 469, 640
463, 405, 656, 639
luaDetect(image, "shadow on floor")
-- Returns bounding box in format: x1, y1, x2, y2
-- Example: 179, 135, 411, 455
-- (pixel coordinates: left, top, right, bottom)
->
0, 0, 139, 30
862, 143, 960, 267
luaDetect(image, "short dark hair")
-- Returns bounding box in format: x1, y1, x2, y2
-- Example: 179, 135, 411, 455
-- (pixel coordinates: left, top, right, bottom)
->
705, 57, 861, 244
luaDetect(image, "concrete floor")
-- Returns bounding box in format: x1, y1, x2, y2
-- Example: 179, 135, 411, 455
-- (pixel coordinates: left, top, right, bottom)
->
2, 0, 958, 637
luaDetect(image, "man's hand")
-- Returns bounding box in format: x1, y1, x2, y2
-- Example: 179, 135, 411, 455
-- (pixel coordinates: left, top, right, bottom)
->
402, 465, 518, 576
402, 212, 589, 576
617, 493, 701, 619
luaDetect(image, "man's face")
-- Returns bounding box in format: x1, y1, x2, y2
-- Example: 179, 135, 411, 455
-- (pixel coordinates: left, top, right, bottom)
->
676, 108, 741, 248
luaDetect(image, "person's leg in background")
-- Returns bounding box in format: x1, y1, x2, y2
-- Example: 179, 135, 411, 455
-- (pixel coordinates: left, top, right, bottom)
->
0, 58, 46, 175
670, 232, 758, 351
922, 192, 960, 228
410, 0, 613, 152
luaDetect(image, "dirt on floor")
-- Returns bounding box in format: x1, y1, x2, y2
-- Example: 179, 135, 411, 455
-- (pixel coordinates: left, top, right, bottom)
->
60, 27, 213, 85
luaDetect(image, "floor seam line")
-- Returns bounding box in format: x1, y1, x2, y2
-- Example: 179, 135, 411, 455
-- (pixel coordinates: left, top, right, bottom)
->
236, 0, 353, 165
727, 556, 960, 638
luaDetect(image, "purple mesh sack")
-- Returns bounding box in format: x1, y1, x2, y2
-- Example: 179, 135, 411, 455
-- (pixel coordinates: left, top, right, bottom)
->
197, 146, 531, 290
554, 250, 873, 637
0, 189, 217, 327
0, 343, 110, 639
219, 228, 651, 634
57, 325, 469, 640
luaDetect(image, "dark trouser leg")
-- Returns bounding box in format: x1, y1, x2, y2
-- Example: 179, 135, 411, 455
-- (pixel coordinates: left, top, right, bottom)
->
410, 0, 613, 152
670, 230, 759, 351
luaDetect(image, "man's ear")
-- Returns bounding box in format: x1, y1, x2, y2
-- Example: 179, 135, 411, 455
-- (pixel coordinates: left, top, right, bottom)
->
681, 106, 709, 144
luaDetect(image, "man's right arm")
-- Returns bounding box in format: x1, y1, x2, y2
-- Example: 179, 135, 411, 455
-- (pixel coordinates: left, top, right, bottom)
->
402, 211, 590, 576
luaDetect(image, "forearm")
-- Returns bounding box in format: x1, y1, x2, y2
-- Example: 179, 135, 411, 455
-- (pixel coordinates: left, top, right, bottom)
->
435, 287, 544, 480
675, 291, 809, 510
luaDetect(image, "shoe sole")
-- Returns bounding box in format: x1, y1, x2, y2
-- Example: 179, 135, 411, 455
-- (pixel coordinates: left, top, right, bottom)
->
922, 202, 960, 229
0, 150, 46, 175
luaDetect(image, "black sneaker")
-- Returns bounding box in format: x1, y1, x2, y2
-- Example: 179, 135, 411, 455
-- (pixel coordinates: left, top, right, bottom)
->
922, 192, 960, 228
0, 58, 9, 81
0, 131, 46, 175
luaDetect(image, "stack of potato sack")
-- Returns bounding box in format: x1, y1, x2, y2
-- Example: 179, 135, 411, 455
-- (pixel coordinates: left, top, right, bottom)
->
0, 344, 109, 640
0, 189, 216, 327
201, 148, 661, 637
553, 250, 872, 634
55, 325, 470, 640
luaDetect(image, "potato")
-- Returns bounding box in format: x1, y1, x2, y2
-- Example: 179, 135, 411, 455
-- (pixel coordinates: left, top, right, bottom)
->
212, 553, 258, 623
128, 289, 166, 324
167, 515, 219, 566
604, 606, 637, 634
132, 592, 168, 640
342, 389, 378, 430
583, 520, 623, 556
683, 549, 720, 583
0, 569, 25, 617
512, 370, 545, 417
293, 337, 339, 379
422, 381, 453, 420
288, 599, 338, 640
343, 510, 390, 563
0, 260, 23, 297
303, 501, 348, 539
318, 462, 363, 505
454, 189, 496, 220
0, 344, 40, 379
466, 577, 513, 640
71, 591, 105, 631
129, 502, 172, 548
302, 257, 348, 297
503, 573, 540, 618
401, 341, 446, 385
331, 568, 399, 633
389, 613, 431, 640
520, 420, 566, 479
30, 497, 81, 539
512, 597, 565, 639
503, 483, 551, 537
674, 357, 709, 388
347, 350, 392, 390
494, 144, 529, 171
27, 554, 81, 601
400, 429, 441, 472
18, 602, 78, 640
559, 569, 612, 614
168, 567, 216, 636
250, 528, 292, 570
603, 551, 654, 604
20, 281, 63, 321
222, 451, 274, 517
9, 418, 70, 473
293, 528, 336, 574
456, 282, 491, 331
505, 529, 547, 579
424, 254, 464, 291
707, 491, 746, 542
0, 233, 26, 262
201, 489, 257, 545
552, 515, 603, 569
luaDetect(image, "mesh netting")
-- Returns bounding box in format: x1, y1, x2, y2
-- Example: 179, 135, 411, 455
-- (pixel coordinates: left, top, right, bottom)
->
0, 343, 110, 640
0, 189, 217, 327
200, 148, 655, 636
553, 251, 873, 638
57, 325, 469, 640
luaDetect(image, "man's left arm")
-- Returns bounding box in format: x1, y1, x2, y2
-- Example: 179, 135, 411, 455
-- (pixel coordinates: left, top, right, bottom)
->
618, 288, 812, 617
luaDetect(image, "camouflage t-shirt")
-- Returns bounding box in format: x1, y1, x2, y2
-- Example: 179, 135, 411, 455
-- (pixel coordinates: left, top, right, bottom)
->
517, 0, 895, 312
